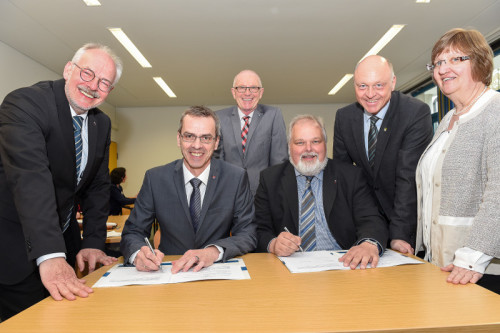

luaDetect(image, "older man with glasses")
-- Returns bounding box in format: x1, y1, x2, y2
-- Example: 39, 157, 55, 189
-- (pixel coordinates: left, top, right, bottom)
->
0, 43, 122, 320
214, 70, 288, 196
120, 106, 256, 274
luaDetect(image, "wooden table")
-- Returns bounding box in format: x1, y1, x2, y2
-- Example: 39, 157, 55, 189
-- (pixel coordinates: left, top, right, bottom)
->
105, 215, 129, 244
1, 253, 499, 332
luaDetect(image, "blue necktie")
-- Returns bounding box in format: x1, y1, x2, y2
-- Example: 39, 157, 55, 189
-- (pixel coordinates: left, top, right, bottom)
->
73, 116, 84, 178
63, 116, 83, 233
189, 178, 202, 233
299, 176, 316, 251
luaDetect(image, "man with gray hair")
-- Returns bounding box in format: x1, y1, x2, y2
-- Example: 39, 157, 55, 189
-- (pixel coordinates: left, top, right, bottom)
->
0, 43, 122, 319
254, 115, 388, 269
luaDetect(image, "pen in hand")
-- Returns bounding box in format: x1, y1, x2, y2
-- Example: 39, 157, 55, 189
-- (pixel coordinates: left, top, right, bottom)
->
144, 237, 163, 272
283, 227, 304, 252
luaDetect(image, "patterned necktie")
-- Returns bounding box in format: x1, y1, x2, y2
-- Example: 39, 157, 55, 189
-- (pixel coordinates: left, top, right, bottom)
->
241, 116, 250, 153
63, 116, 83, 233
189, 178, 202, 233
73, 116, 84, 177
299, 176, 316, 251
368, 115, 379, 167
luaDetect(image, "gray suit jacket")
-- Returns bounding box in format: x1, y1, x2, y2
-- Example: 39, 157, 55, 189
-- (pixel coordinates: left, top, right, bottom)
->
120, 158, 256, 263
215, 104, 288, 195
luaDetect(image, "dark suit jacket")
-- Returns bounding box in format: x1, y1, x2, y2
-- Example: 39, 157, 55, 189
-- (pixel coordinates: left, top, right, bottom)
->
333, 91, 432, 247
0, 79, 111, 285
121, 158, 256, 263
254, 159, 388, 252
109, 184, 135, 215
214, 104, 288, 195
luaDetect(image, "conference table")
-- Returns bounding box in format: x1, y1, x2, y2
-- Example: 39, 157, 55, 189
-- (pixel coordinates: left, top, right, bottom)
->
105, 214, 129, 244
1, 253, 499, 332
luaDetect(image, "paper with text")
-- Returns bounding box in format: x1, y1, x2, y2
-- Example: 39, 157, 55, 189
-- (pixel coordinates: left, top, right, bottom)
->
93, 258, 249, 287
279, 249, 424, 273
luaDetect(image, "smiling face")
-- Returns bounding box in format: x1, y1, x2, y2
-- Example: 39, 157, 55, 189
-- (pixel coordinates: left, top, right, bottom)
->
432, 48, 477, 102
231, 70, 264, 115
177, 115, 219, 177
354, 55, 396, 115
289, 118, 327, 176
63, 49, 116, 114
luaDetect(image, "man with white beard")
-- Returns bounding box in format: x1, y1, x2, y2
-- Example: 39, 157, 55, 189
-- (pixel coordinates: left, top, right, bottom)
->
254, 115, 388, 269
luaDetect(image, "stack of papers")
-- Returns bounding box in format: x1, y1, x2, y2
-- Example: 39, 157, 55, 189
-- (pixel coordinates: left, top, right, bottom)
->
93, 258, 249, 288
279, 249, 424, 273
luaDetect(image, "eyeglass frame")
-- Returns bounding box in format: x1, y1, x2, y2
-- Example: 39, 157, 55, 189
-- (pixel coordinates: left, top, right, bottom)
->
72, 63, 114, 93
426, 55, 470, 71
179, 132, 217, 144
233, 86, 262, 93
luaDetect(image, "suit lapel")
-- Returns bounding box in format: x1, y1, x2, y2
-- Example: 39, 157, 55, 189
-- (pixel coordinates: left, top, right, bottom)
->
230, 107, 244, 160
173, 160, 194, 232
245, 105, 263, 151
198, 159, 218, 232
322, 160, 336, 218
372, 93, 397, 176
282, 163, 300, 233
352, 107, 371, 172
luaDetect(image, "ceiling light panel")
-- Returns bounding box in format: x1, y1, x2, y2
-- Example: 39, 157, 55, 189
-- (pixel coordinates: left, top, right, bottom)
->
153, 77, 177, 98
108, 28, 152, 68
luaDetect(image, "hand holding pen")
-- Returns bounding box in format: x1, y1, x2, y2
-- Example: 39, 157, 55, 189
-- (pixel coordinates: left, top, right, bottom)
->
136, 237, 164, 272
269, 226, 304, 257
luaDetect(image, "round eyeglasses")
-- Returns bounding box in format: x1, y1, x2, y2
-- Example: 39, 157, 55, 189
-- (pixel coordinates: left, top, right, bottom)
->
73, 63, 114, 93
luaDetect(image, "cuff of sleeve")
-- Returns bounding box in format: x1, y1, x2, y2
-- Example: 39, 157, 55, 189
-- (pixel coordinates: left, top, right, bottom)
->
36, 252, 66, 266
206, 244, 224, 262
453, 247, 493, 274
129, 250, 140, 265
357, 238, 383, 256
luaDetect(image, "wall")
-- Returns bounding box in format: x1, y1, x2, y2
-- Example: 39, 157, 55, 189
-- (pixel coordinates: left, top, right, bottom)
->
116, 103, 347, 195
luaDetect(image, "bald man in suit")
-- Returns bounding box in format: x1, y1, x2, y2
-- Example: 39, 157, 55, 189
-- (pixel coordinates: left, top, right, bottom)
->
215, 70, 288, 195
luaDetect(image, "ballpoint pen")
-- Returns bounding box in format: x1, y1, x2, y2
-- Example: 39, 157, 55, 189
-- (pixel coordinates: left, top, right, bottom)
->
144, 237, 163, 272
283, 227, 304, 252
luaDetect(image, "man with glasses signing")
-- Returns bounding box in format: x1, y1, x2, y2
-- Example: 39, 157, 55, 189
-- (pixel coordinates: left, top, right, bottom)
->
0, 43, 121, 320
121, 106, 256, 274
215, 70, 288, 195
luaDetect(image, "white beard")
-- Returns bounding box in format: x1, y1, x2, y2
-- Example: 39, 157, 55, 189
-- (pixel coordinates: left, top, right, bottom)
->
290, 153, 327, 176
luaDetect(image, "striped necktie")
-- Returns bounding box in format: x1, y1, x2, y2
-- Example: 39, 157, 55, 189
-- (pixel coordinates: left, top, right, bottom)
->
73, 116, 84, 178
368, 115, 379, 168
63, 115, 83, 233
299, 176, 316, 251
241, 116, 250, 153
189, 178, 202, 233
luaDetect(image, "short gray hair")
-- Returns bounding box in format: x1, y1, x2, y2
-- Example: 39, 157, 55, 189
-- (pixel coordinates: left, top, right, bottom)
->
288, 114, 327, 143
72, 43, 123, 85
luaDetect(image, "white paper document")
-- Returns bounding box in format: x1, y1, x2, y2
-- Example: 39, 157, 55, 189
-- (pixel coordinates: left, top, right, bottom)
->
279, 249, 424, 273
93, 258, 250, 288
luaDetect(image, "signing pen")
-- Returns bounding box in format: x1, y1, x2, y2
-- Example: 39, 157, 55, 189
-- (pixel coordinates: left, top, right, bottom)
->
144, 237, 163, 272
283, 227, 304, 252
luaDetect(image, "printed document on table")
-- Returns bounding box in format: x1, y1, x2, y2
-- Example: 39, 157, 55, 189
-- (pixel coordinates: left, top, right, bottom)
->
279, 249, 424, 273
93, 258, 249, 288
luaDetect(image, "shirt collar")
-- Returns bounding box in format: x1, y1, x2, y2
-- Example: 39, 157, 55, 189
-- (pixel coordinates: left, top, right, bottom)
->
293, 168, 324, 182
237, 108, 254, 120
69, 105, 88, 121
363, 100, 390, 121
182, 163, 211, 186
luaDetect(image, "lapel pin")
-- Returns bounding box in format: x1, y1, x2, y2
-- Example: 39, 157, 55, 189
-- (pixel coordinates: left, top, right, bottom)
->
334, 179, 337, 184
384, 128, 387, 132
212, 175, 216, 179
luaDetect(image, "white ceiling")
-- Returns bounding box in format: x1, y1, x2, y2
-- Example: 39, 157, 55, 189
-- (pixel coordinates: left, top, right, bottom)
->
1, 0, 499, 108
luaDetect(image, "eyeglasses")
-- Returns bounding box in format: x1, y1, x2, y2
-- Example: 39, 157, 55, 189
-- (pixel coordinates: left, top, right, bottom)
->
233, 86, 262, 93
180, 133, 215, 144
426, 56, 470, 71
73, 63, 114, 93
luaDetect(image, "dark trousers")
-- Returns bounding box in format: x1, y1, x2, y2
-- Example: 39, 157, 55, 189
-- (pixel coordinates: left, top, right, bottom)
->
478, 274, 500, 295
0, 270, 49, 321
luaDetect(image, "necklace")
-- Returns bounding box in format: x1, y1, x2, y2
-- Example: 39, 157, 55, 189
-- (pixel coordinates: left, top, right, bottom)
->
453, 86, 488, 117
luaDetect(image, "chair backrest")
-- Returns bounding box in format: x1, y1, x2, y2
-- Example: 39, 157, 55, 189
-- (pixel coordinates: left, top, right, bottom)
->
153, 229, 161, 248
